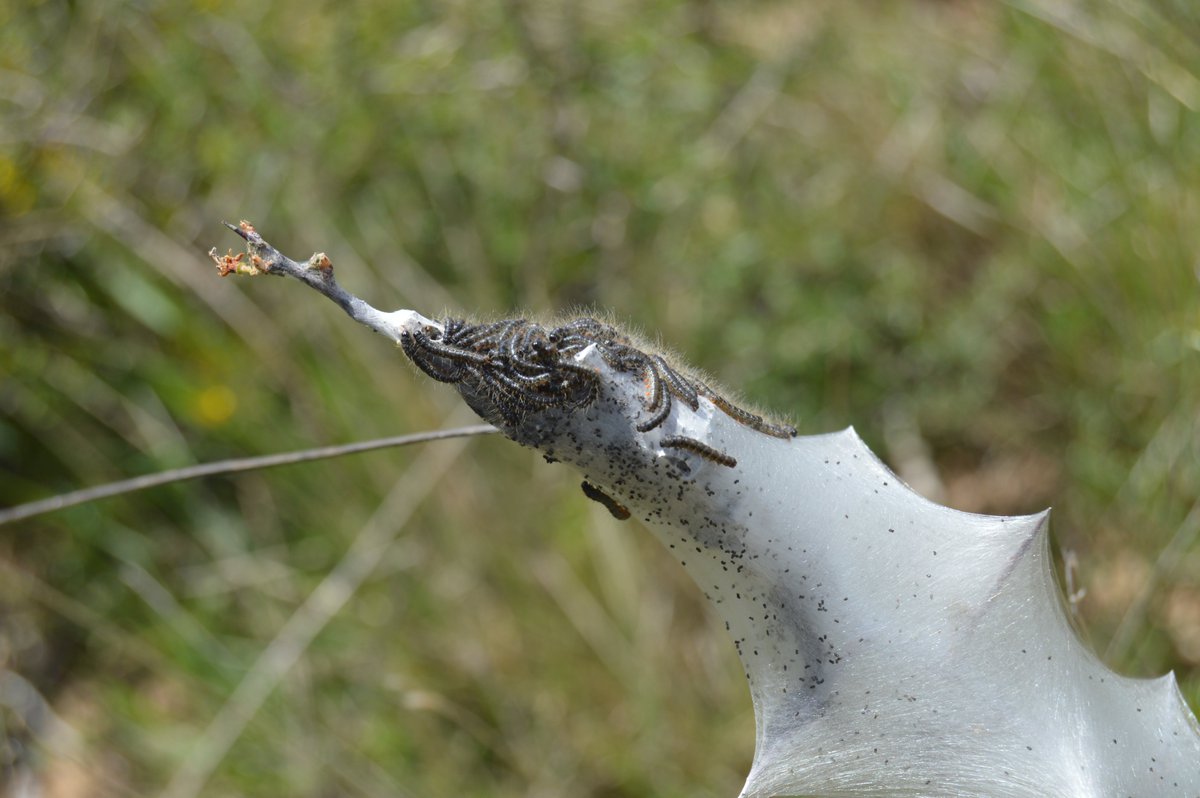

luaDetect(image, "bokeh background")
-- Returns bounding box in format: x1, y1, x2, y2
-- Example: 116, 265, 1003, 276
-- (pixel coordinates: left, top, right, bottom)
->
2, 1, 1199, 795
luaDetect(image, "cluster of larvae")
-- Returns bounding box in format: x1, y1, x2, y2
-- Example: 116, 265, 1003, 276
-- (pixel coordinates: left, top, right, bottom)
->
399, 315, 796, 515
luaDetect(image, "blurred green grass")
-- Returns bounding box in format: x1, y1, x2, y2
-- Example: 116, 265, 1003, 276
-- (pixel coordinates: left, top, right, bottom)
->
2, 0, 1199, 795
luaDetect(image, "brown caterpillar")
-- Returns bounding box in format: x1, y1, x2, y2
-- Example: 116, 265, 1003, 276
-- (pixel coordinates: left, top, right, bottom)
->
580, 481, 631, 520
659, 435, 738, 468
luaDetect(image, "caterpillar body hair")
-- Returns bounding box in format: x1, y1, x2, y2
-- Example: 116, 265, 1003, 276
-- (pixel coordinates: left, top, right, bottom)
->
659, 435, 738, 468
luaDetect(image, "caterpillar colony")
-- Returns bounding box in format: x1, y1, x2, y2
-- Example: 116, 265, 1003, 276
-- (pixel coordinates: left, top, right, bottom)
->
212, 223, 1200, 798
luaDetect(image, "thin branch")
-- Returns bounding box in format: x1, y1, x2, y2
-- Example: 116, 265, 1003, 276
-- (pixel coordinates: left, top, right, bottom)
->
0, 425, 498, 527
210, 220, 442, 342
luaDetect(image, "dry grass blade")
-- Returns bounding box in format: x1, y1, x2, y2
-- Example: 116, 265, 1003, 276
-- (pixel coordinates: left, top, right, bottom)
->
0, 426, 498, 526
157, 408, 479, 798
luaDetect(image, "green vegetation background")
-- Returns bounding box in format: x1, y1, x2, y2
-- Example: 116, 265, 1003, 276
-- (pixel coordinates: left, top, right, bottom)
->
2, 1, 1199, 795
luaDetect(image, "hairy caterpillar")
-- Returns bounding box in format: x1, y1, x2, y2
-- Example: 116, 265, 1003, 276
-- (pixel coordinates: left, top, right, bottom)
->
579, 480, 631, 520
659, 435, 738, 468
399, 315, 796, 441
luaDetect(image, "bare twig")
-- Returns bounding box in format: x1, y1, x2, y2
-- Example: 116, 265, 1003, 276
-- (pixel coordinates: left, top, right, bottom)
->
0, 219, 497, 525
210, 220, 442, 342
0, 426, 498, 526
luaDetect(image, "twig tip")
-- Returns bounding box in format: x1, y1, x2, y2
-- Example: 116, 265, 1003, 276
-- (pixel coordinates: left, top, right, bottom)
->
212, 220, 268, 276
221, 219, 256, 241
